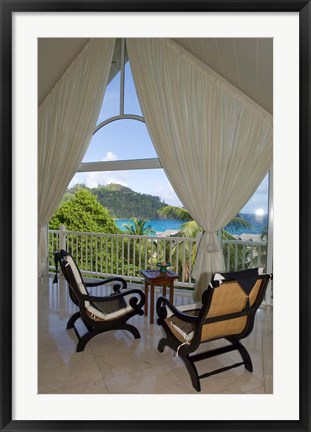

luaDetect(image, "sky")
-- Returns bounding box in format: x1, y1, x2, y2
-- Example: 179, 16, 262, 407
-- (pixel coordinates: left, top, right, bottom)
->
70, 62, 269, 215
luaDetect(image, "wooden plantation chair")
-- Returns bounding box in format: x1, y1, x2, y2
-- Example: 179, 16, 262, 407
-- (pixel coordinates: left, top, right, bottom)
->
53, 250, 145, 352
156, 268, 272, 392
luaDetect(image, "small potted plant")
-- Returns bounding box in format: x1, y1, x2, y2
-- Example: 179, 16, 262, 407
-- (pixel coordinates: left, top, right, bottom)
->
156, 261, 171, 273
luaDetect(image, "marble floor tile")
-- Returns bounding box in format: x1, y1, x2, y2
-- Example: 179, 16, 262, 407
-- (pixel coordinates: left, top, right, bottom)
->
91, 340, 166, 379
264, 373, 273, 394
243, 385, 265, 394
38, 326, 77, 354
197, 367, 263, 394
38, 275, 273, 395
103, 364, 191, 394
38, 348, 102, 393
46, 379, 108, 394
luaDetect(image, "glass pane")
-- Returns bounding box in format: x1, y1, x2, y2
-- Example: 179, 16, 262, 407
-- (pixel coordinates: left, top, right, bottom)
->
124, 61, 143, 116
69, 168, 182, 208
225, 174, 269, 239
222, 174, 269, 272
96, 41, 121, 125
96, 73, 120, 124
83, 119, 158, 162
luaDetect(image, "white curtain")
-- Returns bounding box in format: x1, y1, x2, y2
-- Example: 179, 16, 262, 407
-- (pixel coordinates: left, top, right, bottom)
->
38, 38, 115, 276
127, 38, 273, 301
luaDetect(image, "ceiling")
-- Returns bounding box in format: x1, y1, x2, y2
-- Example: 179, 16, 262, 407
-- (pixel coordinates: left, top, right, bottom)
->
38, 37, 272, 113
173, 38, 272, 114
38, 38, 89, 105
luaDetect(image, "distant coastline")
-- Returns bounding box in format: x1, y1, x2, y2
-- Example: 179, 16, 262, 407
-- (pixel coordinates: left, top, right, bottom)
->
115, 213, 267, 238
115, 218, 183, 235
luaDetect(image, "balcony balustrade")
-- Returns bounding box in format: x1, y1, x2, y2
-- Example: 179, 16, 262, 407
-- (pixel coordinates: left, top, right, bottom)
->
48, 226, 272, 304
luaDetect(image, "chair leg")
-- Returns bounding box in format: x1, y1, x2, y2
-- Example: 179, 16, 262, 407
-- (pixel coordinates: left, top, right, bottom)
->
180, 353, 201, 392
157, 338, 168, 353
123, 323, 141, 339
76, 329, 99, 352
236, 342, 253, 372
66, 311, 80, 329
75, 323, 141, 352
157, 339, 201, 391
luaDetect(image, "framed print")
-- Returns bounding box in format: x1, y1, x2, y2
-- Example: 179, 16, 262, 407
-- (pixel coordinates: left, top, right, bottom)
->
1, 1, 310, 431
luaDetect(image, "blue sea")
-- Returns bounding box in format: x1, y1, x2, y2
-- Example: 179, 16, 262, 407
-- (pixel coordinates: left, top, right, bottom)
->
115, 219, 183, 235
115, 214, 267, 236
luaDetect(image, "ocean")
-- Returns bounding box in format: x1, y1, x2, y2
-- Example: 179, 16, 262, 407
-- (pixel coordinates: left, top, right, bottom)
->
115, 218, 183, 234
115, 214, 267, 236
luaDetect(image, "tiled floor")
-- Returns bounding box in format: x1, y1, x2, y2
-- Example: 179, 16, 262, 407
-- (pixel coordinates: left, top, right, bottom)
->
38, 274, 273, 394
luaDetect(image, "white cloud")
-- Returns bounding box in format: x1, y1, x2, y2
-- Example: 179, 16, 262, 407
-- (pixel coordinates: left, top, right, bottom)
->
153, 182, 182, 207
103, 151, 118, 161
69, 171, 128, 189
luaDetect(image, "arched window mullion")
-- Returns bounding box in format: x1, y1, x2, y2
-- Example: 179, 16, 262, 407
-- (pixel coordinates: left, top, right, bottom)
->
120, 38, 125, 115
93, 114, 145, 135
78, 158, 162, 172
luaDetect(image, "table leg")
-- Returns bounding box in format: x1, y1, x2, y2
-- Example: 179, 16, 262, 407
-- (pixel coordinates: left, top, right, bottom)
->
144, 282, 149, 317
150, 284, 155, 324
162, 285, 166, 297
169, 283, 174, 304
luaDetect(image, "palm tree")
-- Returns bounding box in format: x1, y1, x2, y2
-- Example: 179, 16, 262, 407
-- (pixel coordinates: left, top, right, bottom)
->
260, 224, 268, 241
121, 218, 156, 277
158, 206, 252, 238
122, 217, 156, 236
255, 224, 268, 272
158, 206, 253, 276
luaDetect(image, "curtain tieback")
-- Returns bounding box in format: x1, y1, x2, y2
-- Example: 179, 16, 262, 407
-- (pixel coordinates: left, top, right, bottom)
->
202, 231, 219, 253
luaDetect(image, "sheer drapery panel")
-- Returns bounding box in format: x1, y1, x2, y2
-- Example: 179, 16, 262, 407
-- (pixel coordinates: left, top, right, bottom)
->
127, 38, 272, 300
38, 38, 115, 276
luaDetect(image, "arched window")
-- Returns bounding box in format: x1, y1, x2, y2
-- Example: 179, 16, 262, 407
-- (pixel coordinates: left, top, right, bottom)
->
69, 38, 272, 247
70, 39, 182, 206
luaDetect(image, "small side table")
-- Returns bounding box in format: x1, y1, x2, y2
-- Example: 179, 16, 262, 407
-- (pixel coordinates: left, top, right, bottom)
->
140, 269, 179, 324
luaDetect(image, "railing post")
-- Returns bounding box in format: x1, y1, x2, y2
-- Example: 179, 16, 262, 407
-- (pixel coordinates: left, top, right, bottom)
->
59, 225, 66, 251
217, 229, 222, 246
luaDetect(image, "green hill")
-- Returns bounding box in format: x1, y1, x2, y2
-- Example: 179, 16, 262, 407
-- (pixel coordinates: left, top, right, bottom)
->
68, 183, 168, 219
92, 183, 168, 218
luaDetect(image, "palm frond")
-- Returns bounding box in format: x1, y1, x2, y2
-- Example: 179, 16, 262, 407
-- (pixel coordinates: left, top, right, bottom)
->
179, 220, 202, 238
226, 216, 252, 230
158, 206, 191, 221
222, 230, 237, 240
123, 217, 155, 235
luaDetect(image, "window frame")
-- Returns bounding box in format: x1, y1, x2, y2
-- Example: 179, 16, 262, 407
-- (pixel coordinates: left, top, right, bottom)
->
79, 38, 161, 174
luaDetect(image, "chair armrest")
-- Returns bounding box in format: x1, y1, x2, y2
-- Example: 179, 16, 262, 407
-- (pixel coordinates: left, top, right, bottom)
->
81, 289, 145, 309
156, 296, 201, 324
85, 277, 127, 291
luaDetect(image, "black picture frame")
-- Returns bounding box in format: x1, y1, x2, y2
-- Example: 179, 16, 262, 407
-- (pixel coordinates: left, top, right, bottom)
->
1, 1, 310, 431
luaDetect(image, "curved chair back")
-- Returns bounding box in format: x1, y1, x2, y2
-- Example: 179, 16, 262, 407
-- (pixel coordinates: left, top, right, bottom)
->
54, 250, 86, 307
200, 271, 269, 343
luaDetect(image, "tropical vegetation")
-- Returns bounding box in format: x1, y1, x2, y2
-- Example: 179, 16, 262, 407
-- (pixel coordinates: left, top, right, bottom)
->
157, 205, 252, 238
49, 186, 267, 282
49, 187, 119, 234
49, 188, 120, 273
91, 183, 168, 219
157, 205, 255, 277
121, 217, 156, 236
